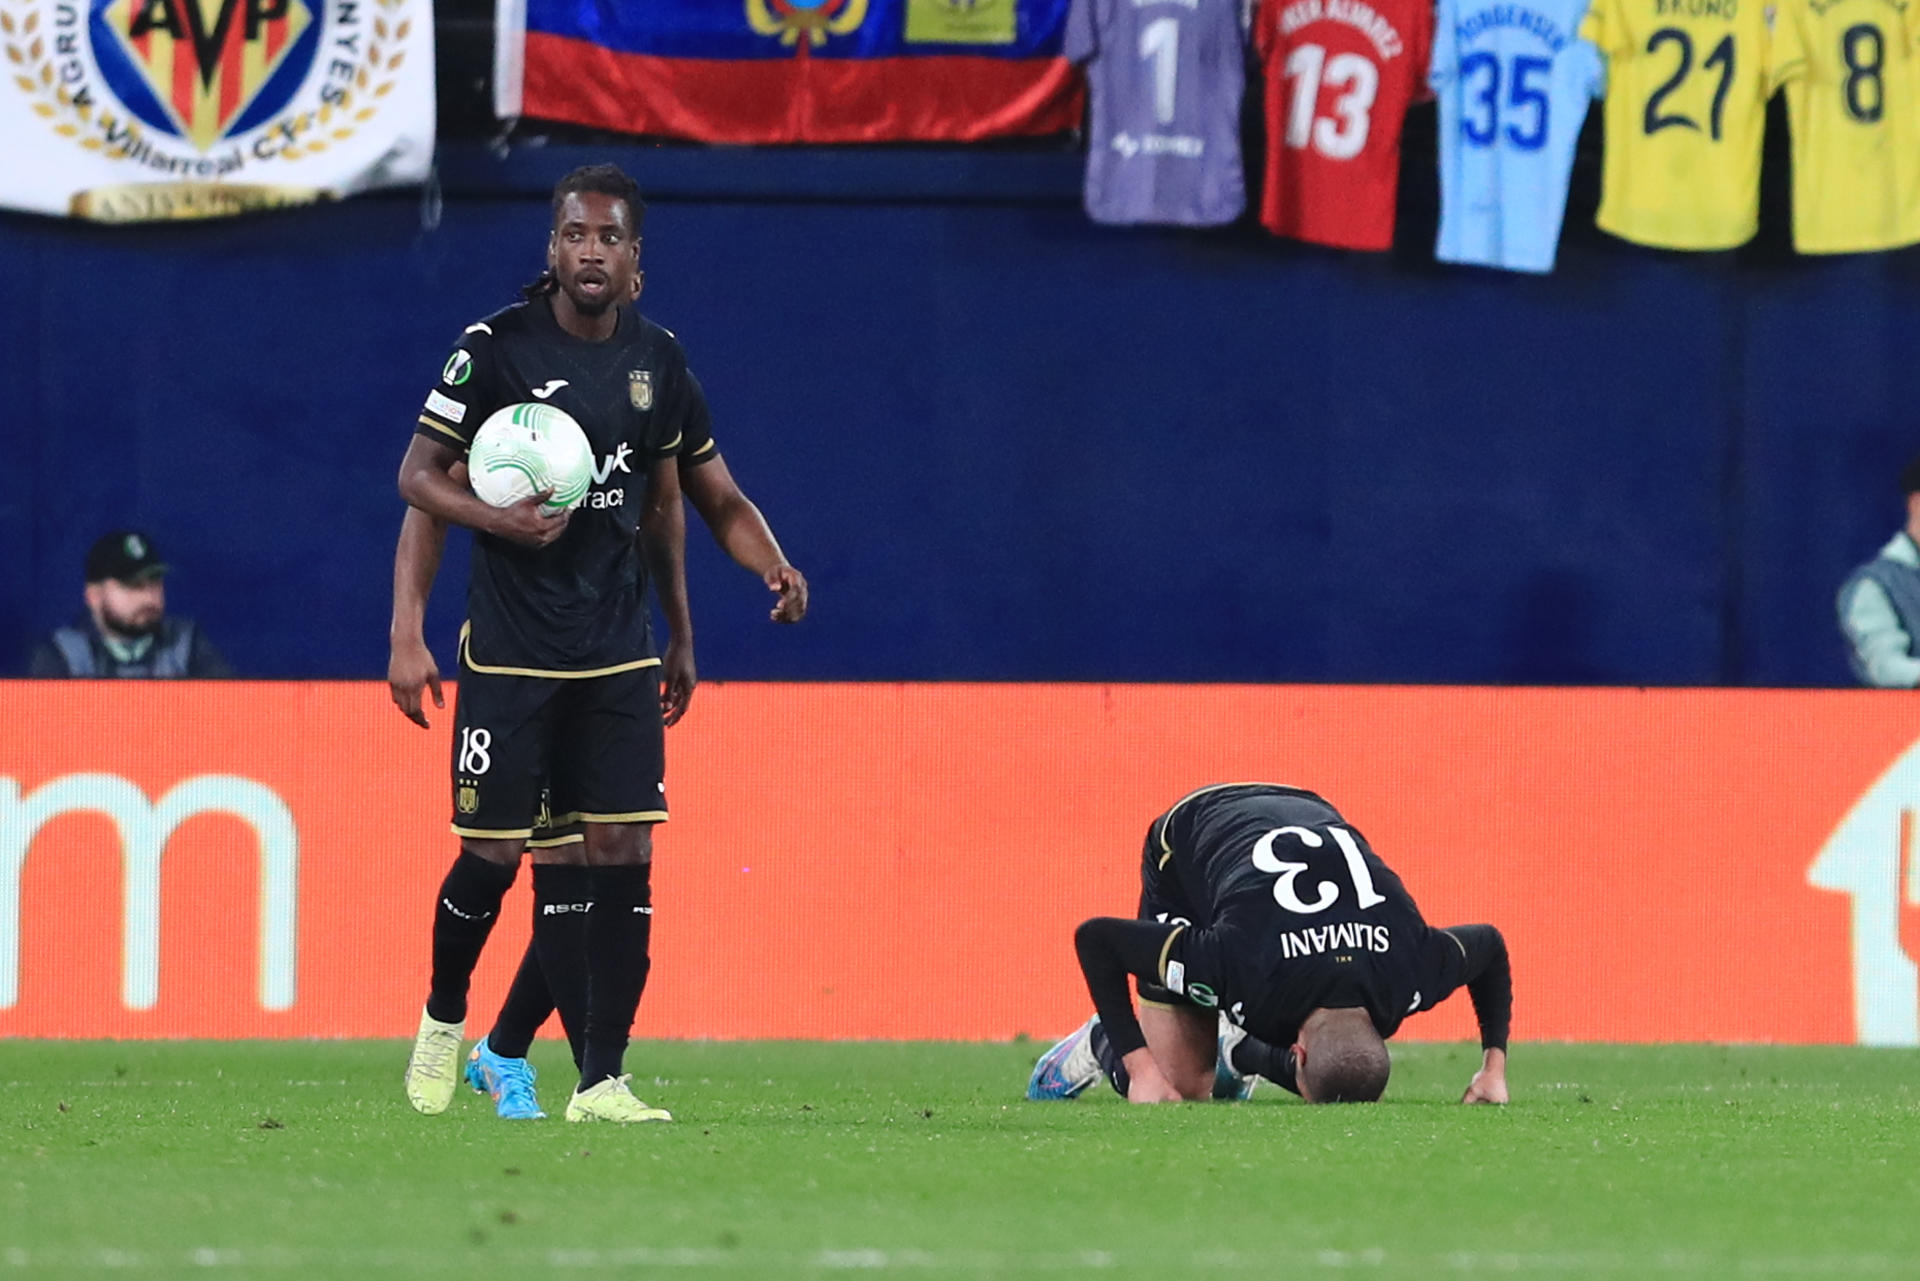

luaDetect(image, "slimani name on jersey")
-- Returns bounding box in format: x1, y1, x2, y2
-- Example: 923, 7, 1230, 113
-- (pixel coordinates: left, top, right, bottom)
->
1280, 922, 1394, 958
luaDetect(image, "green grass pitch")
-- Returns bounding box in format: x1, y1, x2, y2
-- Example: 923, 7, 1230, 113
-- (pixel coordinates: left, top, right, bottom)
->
4, 1040, 1918, 1278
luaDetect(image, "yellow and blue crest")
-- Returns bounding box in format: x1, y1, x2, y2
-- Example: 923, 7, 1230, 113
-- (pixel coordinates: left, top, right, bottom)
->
745, 0, 868, 46
90, 0, 319, 150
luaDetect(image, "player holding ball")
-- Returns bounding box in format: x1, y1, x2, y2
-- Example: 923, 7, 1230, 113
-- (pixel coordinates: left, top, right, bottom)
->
390, 164, 692, 1124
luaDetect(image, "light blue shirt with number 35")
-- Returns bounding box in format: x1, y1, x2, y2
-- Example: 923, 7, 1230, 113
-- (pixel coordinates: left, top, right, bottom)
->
1430, 0, 1604, 273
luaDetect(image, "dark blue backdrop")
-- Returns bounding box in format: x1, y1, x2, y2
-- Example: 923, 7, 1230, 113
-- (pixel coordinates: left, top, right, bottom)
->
1, 146, 1913, 685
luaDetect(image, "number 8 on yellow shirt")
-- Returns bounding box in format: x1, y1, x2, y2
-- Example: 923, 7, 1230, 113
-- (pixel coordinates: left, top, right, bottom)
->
1770, 0, 1920, 252
1581, 0, 1775, 248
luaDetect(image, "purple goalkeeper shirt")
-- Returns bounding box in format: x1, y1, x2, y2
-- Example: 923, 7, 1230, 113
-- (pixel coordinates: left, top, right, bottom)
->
1066, 0, 1248, 227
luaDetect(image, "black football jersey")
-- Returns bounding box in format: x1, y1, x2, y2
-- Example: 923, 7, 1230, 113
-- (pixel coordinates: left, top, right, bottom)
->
1150, 784, 1473, 1048
415, 297, 707, 675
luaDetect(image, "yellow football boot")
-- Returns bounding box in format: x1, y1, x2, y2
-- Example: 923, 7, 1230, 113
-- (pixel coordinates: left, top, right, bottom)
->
403, 1008, 465, 1115
564, 1074, 672, 1123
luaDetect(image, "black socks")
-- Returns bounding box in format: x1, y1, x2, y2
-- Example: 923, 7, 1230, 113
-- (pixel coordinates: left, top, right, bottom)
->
424, 850, 518, 1024
578, 862, 653, 1089
487, 864, 592, 1064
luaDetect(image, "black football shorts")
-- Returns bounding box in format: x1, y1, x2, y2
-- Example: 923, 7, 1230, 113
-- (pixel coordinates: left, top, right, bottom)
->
449, 659, 667, 840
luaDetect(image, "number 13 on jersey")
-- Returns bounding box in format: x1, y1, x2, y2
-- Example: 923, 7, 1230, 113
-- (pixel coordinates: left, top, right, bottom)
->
1256, 0, 1432, 250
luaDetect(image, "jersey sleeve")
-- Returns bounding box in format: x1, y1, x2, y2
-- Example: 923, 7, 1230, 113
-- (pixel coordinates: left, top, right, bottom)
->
1765, 0, 1808, 92
1071, 916, 1186, 1059
641, 341, 699, 462
676, 369, 720, 468
1407, 0, 1437, 102
1570, 7, 1607, 100
415, 322, 503, 453
1418, 924, 1512, 1049
1251, 0, 1274, 60
1578, 0, 1628, 57
1161, 922, 1236, 1013
1063, 0, 1099, 64
1427, 0, 1457, 92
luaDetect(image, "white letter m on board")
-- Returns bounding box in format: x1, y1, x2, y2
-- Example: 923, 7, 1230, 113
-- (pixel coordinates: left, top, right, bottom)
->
0, 774, 299, 1011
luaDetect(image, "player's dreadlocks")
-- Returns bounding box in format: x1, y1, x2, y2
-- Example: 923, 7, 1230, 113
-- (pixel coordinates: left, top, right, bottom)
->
518, 163, 648, 301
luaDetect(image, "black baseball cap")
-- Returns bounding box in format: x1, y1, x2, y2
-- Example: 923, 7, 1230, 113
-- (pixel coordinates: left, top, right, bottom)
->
85, 530, 168, 584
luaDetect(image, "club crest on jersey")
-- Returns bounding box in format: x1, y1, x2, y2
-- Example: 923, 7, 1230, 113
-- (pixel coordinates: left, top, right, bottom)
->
456, 785, 479, 815
628, 369, 653, 411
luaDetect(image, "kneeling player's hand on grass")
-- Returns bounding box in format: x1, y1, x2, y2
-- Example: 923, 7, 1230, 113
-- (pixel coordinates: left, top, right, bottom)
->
1460, 1048, 1508, 1105
490, 492, 572, 549
388, 637, 443, 729
1123, 1050, 1186, 1104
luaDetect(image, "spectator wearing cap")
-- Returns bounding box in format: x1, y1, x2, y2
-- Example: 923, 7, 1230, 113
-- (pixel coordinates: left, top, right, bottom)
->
1839, 456, 1920, 688
27, 530, 233, 678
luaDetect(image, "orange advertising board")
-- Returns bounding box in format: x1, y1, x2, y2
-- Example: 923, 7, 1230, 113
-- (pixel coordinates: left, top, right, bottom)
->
0, 681, 1915, 1045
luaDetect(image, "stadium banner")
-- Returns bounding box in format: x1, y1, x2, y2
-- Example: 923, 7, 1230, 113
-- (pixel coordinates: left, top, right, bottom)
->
0, 681, 1914, 1045
495, 0, 1082, 144
0, 0, 433, 221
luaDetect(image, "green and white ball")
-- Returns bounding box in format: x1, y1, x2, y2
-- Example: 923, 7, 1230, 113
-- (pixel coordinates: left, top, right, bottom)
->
468, 402, 594, 513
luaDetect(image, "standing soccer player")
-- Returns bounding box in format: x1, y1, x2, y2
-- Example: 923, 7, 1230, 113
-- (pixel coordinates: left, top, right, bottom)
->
1029, 783, 1511, 1105
391, 164, 692, 1123
454, 413, 810, 1119
392, 396, 811, 1120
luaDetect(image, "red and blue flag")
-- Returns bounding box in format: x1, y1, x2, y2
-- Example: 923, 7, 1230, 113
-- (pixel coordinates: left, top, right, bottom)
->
510, 0, 1082, 143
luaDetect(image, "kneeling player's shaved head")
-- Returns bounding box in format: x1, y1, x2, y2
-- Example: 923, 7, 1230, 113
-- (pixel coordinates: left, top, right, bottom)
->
1297, 1007, 1391, 1103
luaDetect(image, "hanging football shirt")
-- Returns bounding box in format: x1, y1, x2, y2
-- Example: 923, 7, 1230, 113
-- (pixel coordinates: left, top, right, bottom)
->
1770, 0, 1920, 253
1580, 0, 1774, 249
1255, 0, 1434, 250
1065, 0, 1249, 225
1431, 0, 1604, 271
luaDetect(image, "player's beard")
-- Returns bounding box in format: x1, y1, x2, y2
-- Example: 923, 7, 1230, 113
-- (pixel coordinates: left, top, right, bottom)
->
99, 599, 162, 639
560, 269, 619, 317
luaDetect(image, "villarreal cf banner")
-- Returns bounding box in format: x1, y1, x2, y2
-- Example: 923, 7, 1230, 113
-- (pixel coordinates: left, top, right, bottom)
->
496, 0, 1081, 143
0, 0, 433, 220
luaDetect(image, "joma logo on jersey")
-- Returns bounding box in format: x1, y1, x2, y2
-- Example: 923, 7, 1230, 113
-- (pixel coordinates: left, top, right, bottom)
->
99, 0, 314, 149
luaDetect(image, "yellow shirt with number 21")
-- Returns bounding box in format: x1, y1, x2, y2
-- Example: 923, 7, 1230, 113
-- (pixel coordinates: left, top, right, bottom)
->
1582, 0, 1775, 248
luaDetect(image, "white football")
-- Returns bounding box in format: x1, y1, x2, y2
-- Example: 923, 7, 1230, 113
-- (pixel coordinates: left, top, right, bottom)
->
467, 402, 594, 513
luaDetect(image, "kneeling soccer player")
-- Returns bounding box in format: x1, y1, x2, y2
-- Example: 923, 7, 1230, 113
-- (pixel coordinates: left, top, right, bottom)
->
1028, 782, 1511, 1105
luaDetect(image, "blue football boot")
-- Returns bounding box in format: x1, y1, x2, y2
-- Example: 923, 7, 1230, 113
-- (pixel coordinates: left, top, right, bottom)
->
1213, 1014, 1258, 1101
465, 1037, 546, 1120
1026, 1016, 1102, 1101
